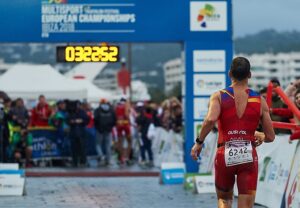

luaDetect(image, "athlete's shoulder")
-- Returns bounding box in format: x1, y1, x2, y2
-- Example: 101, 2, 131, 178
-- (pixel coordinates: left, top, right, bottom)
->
248, 88, 260, 97
219, 87, 234, 99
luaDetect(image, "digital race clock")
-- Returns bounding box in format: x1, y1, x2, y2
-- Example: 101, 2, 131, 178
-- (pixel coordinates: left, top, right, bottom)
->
56, 45, 119, 62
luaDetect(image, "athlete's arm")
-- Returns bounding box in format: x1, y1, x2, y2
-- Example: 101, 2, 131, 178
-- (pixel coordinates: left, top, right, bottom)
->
190, 92, 221, 160
254, 131, 265, 146
260, 97, 275, 142
198, 92, 221, 141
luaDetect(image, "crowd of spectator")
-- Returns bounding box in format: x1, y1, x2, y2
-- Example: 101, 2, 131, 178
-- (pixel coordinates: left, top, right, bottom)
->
259, 78, 300, 141
1, 77, 299, 168
0, 94, 183, 168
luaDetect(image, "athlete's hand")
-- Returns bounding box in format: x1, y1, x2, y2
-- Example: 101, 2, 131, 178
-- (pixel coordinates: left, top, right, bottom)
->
254, 131, 265, 147
190, 143, 203, 160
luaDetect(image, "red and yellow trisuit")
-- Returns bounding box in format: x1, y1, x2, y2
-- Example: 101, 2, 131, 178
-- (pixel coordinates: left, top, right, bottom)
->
215, 87, 261, 195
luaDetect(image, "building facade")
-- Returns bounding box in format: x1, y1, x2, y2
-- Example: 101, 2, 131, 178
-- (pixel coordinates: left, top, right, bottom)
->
238, 53, 300, 91
163, 58, 182, 93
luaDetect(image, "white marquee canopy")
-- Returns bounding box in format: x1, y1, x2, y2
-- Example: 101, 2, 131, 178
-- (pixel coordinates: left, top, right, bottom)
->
0, 64, 87, 100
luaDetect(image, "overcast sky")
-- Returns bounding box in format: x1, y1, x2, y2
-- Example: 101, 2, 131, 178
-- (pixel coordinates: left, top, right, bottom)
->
233, 0, 300, 37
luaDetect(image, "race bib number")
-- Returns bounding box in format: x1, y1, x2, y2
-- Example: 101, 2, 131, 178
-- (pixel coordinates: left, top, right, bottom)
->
224, 140, 253, 167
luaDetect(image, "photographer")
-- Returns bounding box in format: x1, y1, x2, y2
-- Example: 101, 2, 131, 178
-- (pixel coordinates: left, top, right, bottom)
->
66, 100, 89, 167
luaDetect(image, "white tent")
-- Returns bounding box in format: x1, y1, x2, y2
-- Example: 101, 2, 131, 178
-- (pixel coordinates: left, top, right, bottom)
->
0, 64, 86, 100
65, 62, 107, 81
69, 79, 113, 102
131, 80, 151, 101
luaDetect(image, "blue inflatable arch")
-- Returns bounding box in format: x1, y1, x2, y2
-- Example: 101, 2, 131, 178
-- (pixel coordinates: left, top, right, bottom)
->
0, 0, 233, 172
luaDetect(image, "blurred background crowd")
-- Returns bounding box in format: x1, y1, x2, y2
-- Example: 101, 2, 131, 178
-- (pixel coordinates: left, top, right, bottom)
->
1, 76, 300, 169
0, 93, 183, 168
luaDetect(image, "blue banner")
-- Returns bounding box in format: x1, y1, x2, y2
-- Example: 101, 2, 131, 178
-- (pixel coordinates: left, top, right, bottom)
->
30, 128, 97, 159
0, 0, 232, 42
0, 0, 233, 172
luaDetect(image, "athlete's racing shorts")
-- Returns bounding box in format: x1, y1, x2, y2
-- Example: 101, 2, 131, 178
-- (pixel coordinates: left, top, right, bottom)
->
116, 124, 131, 137
214, 145, 258, 195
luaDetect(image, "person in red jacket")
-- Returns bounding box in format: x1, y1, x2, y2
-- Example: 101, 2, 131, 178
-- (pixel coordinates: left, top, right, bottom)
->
271, 89, 300, 140
31, 95, 52, 127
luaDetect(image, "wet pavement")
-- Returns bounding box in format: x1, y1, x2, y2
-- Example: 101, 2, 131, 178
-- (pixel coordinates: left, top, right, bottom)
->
0, 177, 266, 208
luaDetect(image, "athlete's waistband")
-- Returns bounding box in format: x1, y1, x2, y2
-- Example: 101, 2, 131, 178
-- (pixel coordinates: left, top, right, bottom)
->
217, 141, 256, 148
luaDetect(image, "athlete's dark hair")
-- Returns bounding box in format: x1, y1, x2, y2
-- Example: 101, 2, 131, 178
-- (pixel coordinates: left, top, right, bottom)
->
230, 57, 251, 81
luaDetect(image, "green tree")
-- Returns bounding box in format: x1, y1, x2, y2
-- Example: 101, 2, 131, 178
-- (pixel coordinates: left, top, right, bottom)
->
167, 83, 182, 99
149, 87, 167, 103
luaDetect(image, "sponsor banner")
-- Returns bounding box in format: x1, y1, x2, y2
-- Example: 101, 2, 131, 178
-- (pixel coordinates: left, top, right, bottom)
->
0, 164, 19, 170
255, 135, 297, 208
41, 0, 136, 38
193, 122, 217, 173
30, 128, 97, 159
194, 175, 215, 194
194, 97, 210, 120
190, 1, 227, 31
193, 74, 226, 96
280, 140, 300, 208
152, 128, 184, 168
193, 50, 226, 72
32, 134, 61, 158
0, 175, 25, 196
160, 163, 186, 185
0, 170, 25, 176
198, 132, 217, 174
184, 173, 202, 191
2, 0, 235, 42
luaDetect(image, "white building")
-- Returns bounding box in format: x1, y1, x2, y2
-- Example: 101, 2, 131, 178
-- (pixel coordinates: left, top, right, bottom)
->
163, 58, 182, 93
237, 53, 300, 91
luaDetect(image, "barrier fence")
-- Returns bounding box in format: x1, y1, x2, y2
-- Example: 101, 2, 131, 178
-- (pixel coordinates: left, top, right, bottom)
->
27, 128, 97, 160
197, 133, 300, 208
18, 127, 300, 207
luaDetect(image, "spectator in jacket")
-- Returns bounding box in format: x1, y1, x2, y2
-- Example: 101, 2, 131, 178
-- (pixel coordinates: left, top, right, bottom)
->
284, 80, 300, 103
271, 89, 300, 141
270, 78, 290, 134
31, 95, 52, 127
9, 98, 29, 128
136, 103, 154, 167
94, 99, 116, 166
49, 100, 68, 148
66, 101, 89, 167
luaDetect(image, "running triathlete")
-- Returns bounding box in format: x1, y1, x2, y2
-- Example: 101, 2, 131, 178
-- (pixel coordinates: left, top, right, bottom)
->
191, 57, 275, 208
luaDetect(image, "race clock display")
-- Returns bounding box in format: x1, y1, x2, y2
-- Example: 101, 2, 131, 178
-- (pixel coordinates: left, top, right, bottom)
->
56, 45, 119, 62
